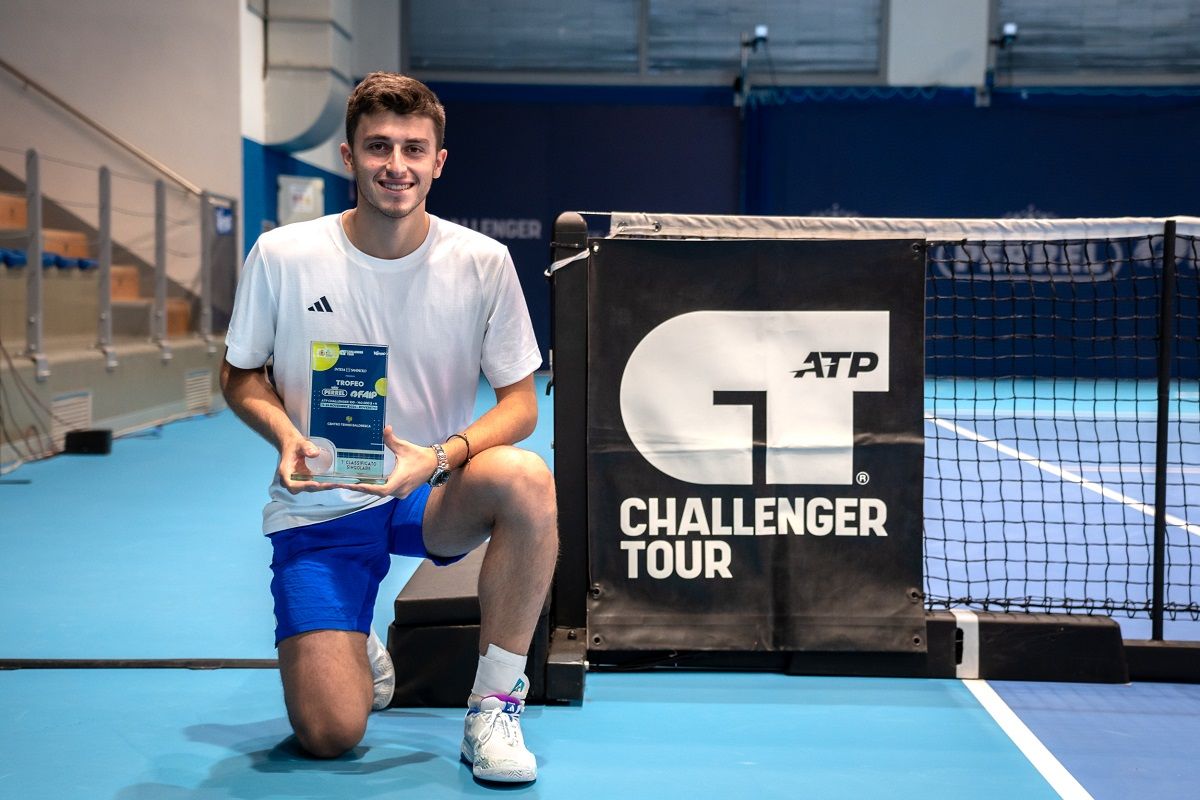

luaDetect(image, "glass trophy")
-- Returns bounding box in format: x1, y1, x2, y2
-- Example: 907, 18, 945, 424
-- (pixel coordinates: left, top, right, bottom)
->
293, 341, 389, 484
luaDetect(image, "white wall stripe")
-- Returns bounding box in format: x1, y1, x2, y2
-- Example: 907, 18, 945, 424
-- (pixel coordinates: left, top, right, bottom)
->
963, 680, 1094, 800
927, 414, 1200, 539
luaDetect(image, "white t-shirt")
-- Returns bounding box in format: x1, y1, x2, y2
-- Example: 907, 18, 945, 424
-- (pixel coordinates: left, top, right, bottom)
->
224, 213, 543, 534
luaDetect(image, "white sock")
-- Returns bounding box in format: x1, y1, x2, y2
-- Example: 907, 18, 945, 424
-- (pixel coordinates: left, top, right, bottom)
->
471, 643, 528, 699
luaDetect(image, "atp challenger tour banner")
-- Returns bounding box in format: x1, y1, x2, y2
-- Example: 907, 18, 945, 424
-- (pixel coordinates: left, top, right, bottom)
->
586, 238, 925, 652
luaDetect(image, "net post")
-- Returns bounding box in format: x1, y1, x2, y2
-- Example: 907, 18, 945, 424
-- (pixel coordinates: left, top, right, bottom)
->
1151, 219, 1177, 641
548, 211, 589, 631
542, 211, 590, 702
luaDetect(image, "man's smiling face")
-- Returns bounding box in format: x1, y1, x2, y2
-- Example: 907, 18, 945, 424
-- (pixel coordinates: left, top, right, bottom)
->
341, 110, 447, 222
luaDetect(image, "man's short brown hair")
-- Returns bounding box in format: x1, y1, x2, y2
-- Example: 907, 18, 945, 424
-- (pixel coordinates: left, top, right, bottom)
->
345, 72, 446, 149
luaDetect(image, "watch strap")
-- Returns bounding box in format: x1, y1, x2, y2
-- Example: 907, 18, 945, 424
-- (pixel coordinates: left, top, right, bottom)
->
428, 443, 450, 487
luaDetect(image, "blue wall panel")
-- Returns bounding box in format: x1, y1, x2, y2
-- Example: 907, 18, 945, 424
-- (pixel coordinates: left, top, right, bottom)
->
241, 138, 353, 257
745, 89, 1200, 219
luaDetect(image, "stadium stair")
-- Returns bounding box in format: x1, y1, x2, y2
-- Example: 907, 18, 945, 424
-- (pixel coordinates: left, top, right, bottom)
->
0, 191, 191, 343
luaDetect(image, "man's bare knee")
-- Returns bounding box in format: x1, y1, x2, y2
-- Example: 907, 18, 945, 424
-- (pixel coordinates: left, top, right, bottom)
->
484, 450, 557, 559
285, 687, 370, 758
490, 447, 555, 503
292, 714, 366, 759
277, 630, 373, 759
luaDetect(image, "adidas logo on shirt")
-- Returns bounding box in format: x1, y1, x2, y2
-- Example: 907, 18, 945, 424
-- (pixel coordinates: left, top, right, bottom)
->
307, 296, 333, 312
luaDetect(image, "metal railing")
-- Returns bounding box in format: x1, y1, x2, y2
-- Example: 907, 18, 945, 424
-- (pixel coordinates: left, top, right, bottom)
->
5, 148, 237, 378
1, 56, 240, 374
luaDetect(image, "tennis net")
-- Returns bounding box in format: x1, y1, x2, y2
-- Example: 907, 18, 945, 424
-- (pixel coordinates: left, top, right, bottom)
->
607, 213, 1200, 623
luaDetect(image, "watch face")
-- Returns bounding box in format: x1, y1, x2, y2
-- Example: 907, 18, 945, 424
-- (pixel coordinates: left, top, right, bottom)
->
428, 443, 450, 487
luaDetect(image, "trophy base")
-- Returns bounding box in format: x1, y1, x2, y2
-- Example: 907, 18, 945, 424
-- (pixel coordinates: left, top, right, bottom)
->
291, 473, 388, 485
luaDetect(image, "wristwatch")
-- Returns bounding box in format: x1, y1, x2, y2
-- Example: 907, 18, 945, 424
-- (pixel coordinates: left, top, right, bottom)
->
428, 442, 451, 487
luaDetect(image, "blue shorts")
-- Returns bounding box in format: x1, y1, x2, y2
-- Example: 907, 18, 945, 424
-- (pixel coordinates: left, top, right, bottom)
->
268, 485, 465, 645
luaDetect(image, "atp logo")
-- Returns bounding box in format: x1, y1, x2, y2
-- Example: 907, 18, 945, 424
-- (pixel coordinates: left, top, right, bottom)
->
619, 311, 889, 486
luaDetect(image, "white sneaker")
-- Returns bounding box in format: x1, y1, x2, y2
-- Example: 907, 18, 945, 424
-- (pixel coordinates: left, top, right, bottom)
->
366, 628, 394, 711
461, 692, 537, 782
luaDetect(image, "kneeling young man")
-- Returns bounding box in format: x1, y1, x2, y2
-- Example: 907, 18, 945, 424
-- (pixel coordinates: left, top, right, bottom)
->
221, 72, 557, 783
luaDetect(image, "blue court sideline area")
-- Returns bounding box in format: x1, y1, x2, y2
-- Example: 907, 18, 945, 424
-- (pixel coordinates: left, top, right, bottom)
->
1, 376, 1199, 798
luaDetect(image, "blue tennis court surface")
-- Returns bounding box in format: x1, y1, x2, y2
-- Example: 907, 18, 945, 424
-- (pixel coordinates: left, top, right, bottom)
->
0, 669, 1076, 799
1, 375, 1198, 798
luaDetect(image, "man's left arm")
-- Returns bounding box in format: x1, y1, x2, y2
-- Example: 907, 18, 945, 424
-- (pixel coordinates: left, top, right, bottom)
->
444, 373, 538, 468
338, 373, 538, 498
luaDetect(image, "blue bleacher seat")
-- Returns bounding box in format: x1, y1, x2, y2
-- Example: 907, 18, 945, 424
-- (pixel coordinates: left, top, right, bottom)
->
76, 258, 98, 271
1, 248, 26, 268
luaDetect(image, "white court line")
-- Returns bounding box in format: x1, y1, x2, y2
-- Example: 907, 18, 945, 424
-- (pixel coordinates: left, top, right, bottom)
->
949, 609, 980, 679
962, 679, 1094, 800
927, 414, 1200, 539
